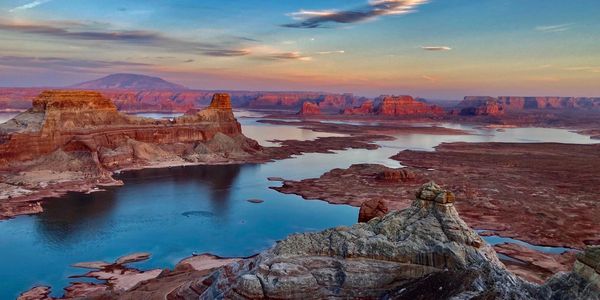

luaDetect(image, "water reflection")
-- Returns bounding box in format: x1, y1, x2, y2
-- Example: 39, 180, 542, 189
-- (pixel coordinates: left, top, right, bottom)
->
35, 189, 119, 247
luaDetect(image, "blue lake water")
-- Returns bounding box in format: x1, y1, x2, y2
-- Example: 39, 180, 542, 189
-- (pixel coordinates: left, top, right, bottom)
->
0, 113, 597, 298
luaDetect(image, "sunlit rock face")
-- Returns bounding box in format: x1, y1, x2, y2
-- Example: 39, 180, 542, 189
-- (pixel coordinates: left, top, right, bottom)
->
343, 96, 444, 117
0, 91, 261, 169
297, 101, 321, 115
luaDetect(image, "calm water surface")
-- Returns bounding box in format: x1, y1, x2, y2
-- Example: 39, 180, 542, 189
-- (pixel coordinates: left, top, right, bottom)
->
0, 114, 597, 298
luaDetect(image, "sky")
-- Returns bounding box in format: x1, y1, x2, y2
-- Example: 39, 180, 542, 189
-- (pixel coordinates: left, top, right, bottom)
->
0, 0, 599, 98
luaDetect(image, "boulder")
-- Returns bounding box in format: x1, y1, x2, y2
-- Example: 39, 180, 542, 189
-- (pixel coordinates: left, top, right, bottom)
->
358, 198, 389, 222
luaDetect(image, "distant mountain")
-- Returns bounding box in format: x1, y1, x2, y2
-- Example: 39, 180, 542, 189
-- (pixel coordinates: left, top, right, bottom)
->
70, 73, 187, 90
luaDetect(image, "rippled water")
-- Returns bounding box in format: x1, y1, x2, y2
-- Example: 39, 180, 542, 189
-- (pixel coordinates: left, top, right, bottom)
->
0, 113, 596, 298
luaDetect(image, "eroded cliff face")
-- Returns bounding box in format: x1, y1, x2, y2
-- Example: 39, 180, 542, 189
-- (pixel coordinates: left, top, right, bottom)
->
456, 96, 600, 116
343, 96, 444, 117
164, 182, 598, 300
0, 91, 262, 218
297, 101, 321, 115
0, 91, 259, 168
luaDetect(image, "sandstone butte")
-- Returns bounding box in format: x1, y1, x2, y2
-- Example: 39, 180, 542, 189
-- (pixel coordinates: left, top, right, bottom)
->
22, 182, 598, 299
297, 101, 321, 115
0, 90, 262, 219
343, 95, 445, 117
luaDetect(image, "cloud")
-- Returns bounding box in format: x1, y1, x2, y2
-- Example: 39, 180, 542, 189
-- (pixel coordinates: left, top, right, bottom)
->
0, 19, 252, 57
201, 49, 251, 57
0, 56, 150, 72
563, 66, 600, 73
9, 0, 52, 12
266, 52, 312, 61
535, 23, 573, 33
284, 0, 428, 28
421, 46, 451, 51
317, 50, 345, 55
421, 75, 437, 82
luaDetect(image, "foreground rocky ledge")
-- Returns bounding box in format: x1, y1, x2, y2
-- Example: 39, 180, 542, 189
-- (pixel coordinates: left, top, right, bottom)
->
19, 183, 600, 299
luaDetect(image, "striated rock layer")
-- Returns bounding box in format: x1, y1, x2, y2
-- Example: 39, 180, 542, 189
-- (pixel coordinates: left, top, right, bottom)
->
455, 96, 600, 116
344, 95, 444, 117
165, 182, 598, 299
297, 101, 321, 115
0, 91, 262, 218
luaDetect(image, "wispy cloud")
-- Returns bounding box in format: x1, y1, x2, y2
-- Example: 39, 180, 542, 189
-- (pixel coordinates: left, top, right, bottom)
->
267, 52, 313, 61
202, 49, 251, 57
421, 46, 451, 51
0, 55, 150, 72
421, 75, 437, 82
0, 19, 252, 57
284, 0, 428, 28
9, 0, 52, 12
563, 66, 600, 73
317, 50, 345, 55
535, 23, 573, 33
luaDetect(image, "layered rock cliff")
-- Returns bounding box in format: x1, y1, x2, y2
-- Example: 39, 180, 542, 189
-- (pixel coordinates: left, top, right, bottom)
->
165, 182, 598, 299
0, 88, 369, 113
297, 101, 321, 115
0, 91, 262, 218
455, 96, 600, 116
343, 95, 444, 117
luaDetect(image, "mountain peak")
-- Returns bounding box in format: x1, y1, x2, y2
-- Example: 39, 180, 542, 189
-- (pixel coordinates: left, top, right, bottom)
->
70, 73, 187, 90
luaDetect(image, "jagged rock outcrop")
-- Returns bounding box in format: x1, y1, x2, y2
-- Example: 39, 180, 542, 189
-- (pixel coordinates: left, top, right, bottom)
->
297, 101, 321, 115
166, 182, 597, 299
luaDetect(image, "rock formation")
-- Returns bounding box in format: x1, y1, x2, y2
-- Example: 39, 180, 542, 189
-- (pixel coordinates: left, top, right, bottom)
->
17, 183, 600, 299
0, 91, 262, 218
455, 96, 505, 116
342, 100, 374, 115
343, 96, 444, 117
454, 96, 600, 116
164, 182, 597, 299
358, 198, 388, 222
376, 169, 417, 183
297, 101, 321, 115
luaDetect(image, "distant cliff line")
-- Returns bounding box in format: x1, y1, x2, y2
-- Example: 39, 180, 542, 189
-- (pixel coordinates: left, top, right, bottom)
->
1, 87, 599, 114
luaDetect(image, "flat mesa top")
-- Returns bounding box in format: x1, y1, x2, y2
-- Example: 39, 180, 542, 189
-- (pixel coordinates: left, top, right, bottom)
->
32, 90, 117, 112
